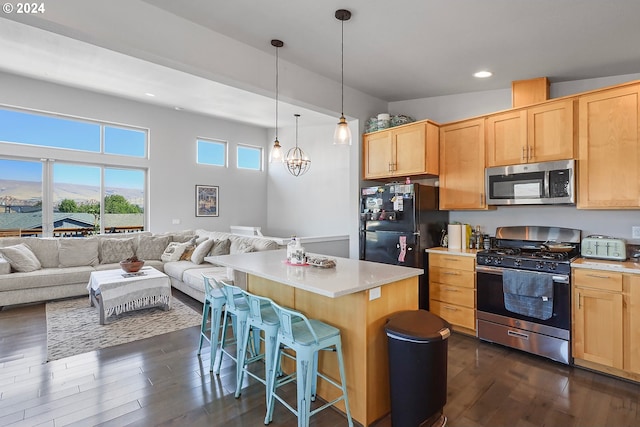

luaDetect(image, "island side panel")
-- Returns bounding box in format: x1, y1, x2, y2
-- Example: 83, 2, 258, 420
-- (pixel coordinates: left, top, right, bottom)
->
294, 287, 367, 424
366, 276, 419, 424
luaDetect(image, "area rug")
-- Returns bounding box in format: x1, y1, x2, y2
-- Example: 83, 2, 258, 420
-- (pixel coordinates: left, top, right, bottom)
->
46, 296, 202, 362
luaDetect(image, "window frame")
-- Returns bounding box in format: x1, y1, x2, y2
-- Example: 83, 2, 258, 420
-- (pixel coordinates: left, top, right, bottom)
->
196, 137, 228, 167
236, 143, 263, 171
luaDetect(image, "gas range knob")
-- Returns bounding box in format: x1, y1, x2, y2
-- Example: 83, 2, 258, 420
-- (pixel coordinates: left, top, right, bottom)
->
535, 262, 544, 270
548, 262, 558, 271
514, 259, 522, 267
494, 257, 503, 265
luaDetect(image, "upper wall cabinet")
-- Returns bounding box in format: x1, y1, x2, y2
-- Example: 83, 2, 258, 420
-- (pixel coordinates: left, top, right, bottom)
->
362, 120, 439, 180
439, 118, 489, 210
578, 83, 640, 209
486, 98, 577, 167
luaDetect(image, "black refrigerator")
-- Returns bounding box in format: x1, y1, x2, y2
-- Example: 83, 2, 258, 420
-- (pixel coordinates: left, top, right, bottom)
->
359, 183, 449, 309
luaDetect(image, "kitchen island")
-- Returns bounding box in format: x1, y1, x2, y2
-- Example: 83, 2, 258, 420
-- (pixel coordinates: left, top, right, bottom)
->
205, 249, 423, 426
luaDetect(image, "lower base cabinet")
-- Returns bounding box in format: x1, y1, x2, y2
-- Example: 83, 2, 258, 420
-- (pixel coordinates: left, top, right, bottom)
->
428, 252, 476, 335
572, 268, 640, 381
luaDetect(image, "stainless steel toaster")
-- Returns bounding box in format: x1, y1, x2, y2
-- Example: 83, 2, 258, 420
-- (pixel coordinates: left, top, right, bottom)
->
581, 235, 627, 261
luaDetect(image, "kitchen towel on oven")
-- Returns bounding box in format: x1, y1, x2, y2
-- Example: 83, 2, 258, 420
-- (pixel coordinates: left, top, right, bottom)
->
502, 270, 553, 320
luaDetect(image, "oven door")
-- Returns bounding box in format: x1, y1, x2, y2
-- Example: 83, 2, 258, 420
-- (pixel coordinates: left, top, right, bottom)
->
476, 265, 570, 333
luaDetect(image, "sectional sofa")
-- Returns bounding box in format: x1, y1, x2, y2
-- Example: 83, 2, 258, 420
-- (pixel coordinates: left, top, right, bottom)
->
0, 229, 282, 308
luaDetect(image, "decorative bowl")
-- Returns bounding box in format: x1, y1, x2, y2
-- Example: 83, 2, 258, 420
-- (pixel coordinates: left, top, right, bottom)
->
120, 259, 145, 273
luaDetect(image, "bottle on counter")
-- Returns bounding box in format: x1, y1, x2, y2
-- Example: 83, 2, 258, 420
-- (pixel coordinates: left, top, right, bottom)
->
291, 238, 306, 265
287, 235, 297, 262
475, 225, 483, 249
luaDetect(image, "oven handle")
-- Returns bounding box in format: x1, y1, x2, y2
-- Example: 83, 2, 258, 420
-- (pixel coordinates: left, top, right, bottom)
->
475, 264, 570, 284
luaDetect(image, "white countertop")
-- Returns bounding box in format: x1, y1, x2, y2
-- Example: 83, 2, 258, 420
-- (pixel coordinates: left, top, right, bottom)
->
205, 249, 423, 298
571, 258, 640, 274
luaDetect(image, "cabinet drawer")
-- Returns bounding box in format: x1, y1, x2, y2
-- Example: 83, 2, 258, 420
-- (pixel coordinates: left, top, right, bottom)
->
573, 268, 622, 292
430, 300, 475, 330
429, 253, 475, 271
429, 267, 475, 289
429, 283, 475, 308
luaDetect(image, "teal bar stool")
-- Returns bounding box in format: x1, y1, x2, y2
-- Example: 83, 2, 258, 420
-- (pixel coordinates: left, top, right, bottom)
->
196, 276, 226, 372
214, 280, 252, 375
235, 289, 280, 407
265, 301, 353, 427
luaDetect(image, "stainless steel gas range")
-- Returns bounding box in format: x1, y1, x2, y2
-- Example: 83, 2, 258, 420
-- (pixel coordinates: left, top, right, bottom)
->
475, 225, 581, 365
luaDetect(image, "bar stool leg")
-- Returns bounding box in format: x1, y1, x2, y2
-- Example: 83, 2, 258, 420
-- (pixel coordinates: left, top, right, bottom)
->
208, 301, 224, 372
335, 338, 354, 427
197, 298, 210, 355
296, 349, 315, 427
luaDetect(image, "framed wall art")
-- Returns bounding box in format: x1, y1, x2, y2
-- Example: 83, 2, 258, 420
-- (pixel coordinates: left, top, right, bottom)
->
195, 185, 219, 217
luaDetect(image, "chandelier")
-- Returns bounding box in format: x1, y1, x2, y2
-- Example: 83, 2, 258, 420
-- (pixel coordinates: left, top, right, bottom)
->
285, 114, 310, 176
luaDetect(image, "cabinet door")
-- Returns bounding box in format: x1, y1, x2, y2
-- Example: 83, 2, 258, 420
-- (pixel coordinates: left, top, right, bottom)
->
485, 110, 527, 167
363, 130, 393, 179
393, 122, 439, 176
624, 274, 640, 374
393, 123, 427, 176
578, 84, 640, 208
573, 286, 623, 369
528, 98, 576, 163
439, 118, 487, 210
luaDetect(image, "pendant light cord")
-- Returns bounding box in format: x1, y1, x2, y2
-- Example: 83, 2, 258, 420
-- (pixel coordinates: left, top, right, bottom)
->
275, 45, 279, 140
340, 18, 344, 116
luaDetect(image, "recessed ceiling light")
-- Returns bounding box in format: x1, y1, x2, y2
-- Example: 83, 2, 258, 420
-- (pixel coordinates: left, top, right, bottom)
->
474, 71, 493, 78
144, 92, 155, 97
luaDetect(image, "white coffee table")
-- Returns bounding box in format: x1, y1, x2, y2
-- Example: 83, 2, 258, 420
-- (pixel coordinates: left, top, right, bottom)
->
87, 266, 172, 324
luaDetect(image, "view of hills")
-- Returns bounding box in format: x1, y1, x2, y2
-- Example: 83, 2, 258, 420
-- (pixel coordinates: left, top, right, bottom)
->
0, 179, 144, 207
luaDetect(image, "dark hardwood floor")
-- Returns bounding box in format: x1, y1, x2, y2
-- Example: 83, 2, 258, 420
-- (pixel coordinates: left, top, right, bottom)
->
1, 290, 639, 427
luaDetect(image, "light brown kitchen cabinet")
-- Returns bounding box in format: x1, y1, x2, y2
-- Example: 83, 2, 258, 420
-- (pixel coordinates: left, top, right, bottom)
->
572, 268, 623, 369
485, 98, 576, 167
577, 83, 640, 208
428, 252, 476, 335
362, 120, 438, 180
439, 118, 488, 210
624, 273, 640, 375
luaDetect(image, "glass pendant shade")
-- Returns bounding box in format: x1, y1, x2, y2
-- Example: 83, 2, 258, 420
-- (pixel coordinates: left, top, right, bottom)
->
285, 114, 310, 177
269, 138, 284, 163
333, 114, 352, 145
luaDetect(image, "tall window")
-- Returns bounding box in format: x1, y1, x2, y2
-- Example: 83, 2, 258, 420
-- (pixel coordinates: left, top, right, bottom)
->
0, 107, 148, 236
0, 159, 42, 235
237, 144, 262, 170
197, 138, 227, 167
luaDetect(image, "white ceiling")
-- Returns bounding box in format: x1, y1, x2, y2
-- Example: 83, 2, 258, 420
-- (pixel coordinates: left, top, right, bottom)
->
2, 0, 640, 128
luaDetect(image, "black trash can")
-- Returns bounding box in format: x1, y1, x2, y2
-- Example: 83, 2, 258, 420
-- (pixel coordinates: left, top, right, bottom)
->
385, 309, 451, 427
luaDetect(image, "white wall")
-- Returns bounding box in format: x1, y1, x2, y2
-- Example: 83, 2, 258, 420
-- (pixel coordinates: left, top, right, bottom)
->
266, 123, 352, 238
389, 73, 640, 244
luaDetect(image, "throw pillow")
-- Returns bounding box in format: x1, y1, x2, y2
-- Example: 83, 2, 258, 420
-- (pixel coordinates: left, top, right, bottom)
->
58, 238, 99, 267
99, 238, 135, 264
210, 238, 231, 256
234, 242, 256, 254
180, 245, 196, 261
136, 235, 170, 260
0, 243, 42, 272
161, 241, 189, 262
190, 238, 216, 264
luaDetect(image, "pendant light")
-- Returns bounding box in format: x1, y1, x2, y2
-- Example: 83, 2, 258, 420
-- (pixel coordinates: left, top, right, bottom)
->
333, 9, 352, 146
285, 114, 311, 176
268, 39, 284, 163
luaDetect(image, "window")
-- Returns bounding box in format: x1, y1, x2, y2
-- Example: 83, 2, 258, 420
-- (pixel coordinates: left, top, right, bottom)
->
104, 126, 147, 157
197, 138, 226, 166
0, 107, 148, 237
237, 145, 262, 171
0, 108, 147, 158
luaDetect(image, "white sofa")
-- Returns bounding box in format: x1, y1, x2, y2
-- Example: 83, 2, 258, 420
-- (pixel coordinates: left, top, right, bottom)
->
0, 229, 282, 308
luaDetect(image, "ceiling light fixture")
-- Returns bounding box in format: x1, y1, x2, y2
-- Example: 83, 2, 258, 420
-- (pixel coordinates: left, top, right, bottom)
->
474, 70, 493, 78
268, 39, 284, 163
285, 114, 310, 177
333, 9, 352, 146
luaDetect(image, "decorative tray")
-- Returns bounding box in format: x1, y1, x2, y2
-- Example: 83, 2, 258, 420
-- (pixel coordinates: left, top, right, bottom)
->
306, 256, 337, 269
122, 271, 147, 278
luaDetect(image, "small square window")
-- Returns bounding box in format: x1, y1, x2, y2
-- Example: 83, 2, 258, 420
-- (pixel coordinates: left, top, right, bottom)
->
237, 145, 262, 171
197, 139, 226, 166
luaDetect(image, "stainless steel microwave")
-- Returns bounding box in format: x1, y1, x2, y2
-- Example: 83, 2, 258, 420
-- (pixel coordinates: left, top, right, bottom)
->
485, 160, 575, 205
